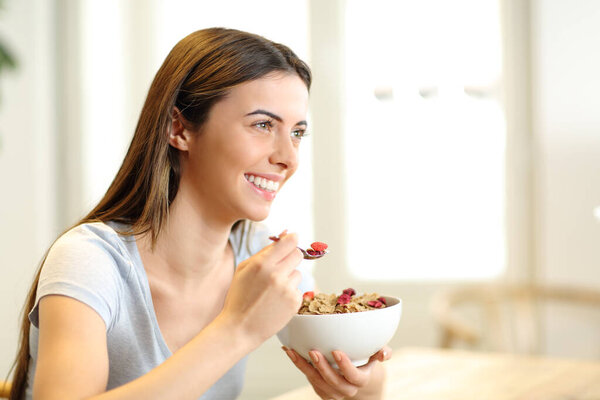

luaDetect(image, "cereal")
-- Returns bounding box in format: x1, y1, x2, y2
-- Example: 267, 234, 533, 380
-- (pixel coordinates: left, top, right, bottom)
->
298, 289, 387, 315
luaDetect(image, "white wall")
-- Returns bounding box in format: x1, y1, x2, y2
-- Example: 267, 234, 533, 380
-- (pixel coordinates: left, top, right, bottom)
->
0, 0, 58, 379
531, 0, 600, 358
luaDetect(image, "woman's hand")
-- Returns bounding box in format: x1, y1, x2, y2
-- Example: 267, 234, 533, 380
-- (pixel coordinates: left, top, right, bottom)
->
282, 346, 392, 400
220, 231, 304, 348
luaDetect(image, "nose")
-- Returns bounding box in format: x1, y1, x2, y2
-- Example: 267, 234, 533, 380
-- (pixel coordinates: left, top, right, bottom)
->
269, 132, 299, 171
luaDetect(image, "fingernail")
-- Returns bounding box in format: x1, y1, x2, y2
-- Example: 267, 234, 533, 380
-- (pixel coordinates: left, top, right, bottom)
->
309, 351, 319, 364
280, 229, 288, 237
286, 350, 297, 362
282, 347, 297, 362
332, 351, 342, 363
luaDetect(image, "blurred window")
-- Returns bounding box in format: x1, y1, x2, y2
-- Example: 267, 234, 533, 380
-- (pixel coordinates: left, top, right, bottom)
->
344, 0, 505, 280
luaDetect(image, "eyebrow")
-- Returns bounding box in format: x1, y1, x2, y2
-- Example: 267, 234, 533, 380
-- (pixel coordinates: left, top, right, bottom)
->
245, 109, 307, 126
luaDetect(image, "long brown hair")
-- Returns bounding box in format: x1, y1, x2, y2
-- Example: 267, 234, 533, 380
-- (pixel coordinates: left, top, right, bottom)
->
9, 27, 311, 399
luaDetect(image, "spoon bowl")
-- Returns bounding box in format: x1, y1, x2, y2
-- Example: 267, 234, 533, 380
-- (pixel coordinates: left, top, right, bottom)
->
269, 234, 329, 260
297, 247, 329, 260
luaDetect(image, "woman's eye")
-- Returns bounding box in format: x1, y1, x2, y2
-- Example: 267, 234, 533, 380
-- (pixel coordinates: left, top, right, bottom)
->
254, 120, 273, 131
291, 129, 308, 141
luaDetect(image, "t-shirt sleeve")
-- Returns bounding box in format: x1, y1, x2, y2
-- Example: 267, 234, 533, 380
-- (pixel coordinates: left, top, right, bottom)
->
28, 226, 124, 332
241, 222, 316, 293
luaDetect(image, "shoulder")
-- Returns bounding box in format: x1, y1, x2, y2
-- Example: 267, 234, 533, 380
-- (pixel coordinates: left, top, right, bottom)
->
32, 221, 132, 330
50, 221, 129, 257
43, 220, 136, 285
45, 221, 135, 274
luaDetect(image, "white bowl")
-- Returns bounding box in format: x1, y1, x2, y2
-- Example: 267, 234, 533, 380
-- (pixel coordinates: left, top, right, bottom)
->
277, 296, 402, 367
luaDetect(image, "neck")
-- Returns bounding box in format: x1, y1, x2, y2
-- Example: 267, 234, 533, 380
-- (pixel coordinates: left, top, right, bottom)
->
137, 191, 236, 287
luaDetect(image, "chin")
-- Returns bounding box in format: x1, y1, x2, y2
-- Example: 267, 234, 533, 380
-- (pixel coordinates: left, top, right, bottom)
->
242, 205, 272, 222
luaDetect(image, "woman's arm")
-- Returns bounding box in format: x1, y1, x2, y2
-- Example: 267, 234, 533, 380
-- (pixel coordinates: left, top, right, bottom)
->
34, 233, 303, 400
35, 295, 253, 400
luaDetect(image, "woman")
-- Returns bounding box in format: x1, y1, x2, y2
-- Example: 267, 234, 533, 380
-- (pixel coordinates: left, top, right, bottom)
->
9, 28, 389, 400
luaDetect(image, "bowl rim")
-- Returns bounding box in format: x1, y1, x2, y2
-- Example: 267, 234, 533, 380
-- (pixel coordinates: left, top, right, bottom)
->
293, 296, 402, 318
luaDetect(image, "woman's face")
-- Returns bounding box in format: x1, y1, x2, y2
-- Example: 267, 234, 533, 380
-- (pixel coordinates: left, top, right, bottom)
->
178, 72, 309, 223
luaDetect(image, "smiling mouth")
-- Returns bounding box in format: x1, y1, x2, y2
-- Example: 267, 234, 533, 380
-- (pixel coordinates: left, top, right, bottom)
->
245, 174, 280, 192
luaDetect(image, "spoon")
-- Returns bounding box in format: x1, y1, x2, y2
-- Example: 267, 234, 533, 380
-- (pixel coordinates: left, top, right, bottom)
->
268, 235, 329, 260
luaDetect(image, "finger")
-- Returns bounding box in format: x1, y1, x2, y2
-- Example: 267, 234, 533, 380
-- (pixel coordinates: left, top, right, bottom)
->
287, 269, 303, 290
381, 345, 392, 361
282, 348, 330, 388
259, 233, 299, 263
277, 247, 304, 273
313, 387, 344, 400
357, 346, 393, 374
368, 345, 392, 363
268, 229, 288, 241
357, 347, 391, 373
282, 348, 347, 400
309, 350, 359, 398
332, 351, 370, 387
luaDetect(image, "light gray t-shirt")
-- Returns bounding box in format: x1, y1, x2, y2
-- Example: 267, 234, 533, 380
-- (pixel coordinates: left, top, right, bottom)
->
26, 220, 314, 400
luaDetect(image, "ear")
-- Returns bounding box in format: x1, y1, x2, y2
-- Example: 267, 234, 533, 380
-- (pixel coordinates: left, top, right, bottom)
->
168, 107, 192, 151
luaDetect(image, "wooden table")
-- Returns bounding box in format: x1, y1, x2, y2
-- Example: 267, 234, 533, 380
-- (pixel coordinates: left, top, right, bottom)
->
271, 347, 600, 400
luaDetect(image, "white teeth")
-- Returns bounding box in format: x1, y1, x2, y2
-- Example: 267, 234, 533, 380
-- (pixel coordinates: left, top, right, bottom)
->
246, 175, 279, 192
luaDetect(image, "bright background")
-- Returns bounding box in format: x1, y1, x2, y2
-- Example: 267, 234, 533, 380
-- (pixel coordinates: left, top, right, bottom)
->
1, 0, 600, 398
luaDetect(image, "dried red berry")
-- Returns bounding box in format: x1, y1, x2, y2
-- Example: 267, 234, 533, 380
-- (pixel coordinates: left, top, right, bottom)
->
307, 249, 316, 255
303, 291, 315, 301
343, 288, 356, 297
310, 242, 328, 252
337, 293, 352, 305
367, 300, 384, 308
377, 296, 387, 305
